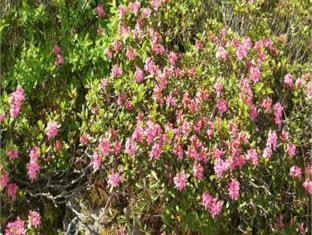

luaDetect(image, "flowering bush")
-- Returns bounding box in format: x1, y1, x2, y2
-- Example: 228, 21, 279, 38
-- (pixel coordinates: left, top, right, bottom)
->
1, 0, 311, 234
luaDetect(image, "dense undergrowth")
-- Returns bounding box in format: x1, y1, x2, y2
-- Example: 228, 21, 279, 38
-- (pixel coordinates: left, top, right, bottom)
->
1, 0, 311, 234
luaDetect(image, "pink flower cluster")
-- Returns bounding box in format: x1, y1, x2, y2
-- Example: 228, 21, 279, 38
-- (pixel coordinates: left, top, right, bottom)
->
0, 170, 18, 200
5, 210, 41, 235
7, 149, 18, 160
54, 44, 63, 65
228, 179, 240, 200
27, 146, 40, 181
173, 171, 188, 191
108, 171, 120, 188
46, 121, 59, 140
91, 152, 102, 171
9, 86, 25, 119
202, 192, 222, 218
5, 217, 25, 235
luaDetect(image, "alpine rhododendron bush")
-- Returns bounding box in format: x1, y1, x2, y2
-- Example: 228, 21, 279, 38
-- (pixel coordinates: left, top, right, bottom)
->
1, 0, 311, 234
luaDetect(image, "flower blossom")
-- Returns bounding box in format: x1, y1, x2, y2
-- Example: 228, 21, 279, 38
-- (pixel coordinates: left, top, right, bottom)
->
303, 180, 312, 195
98, 138, 110, 156
7, 149, 18, 160
5, 217, 25, 235
228, 179, 240, 200
108, 171, 120, 188
91, 152, 102, 171
286, 143, 296, 157
28, 210, 41, 228
289, 165, 302, 179
173, 171, 188, 191
202, 192, 222, 218
283, 73, 293, 88
273, 102, 283, 126
1, 170, 9, 189
46, 121, 59, 140
216, 99, 227, 115
96, 4, 105, 17
9, 86, 25, 119
7, 183, 17, 200
134, 67, 144, 83
111, 64, 123, 78
216, 46, 228, 60
125, 137, 136, 156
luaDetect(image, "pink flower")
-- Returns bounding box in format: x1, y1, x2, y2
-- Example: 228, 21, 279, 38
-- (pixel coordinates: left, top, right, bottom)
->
299, 222, 306, 235
261, 97, 272, 113
91, 152, 102, 171
46, 121, 59, 140
91, 107, 98, 114
7, 183, 17, 200
305, 82, 312, 98
202, 192, 222, 218
113, 141, 122, 155
236, 45, 247, 60
303, 180, 312, 195
249, 66, 261, 82
193, 162, 203, 180
214, 159, 228, 178
126, 47, 136, 60
263, 146, 272, 159
267, 130, 278, 150
96, 4, 105, 17
118, 5, 127, 18
28, 210, 41, 228
168, 52, 178, 65
216, 99, 227, 115
111, 64, 123, 78
286, 143, 296, 157
214, 79, 223, 97
295, 78, 304, 88
228, 179, 240, 200
125, 137, 136, 156
5, 217, 25, 235
53, 45, 61, 55
249, 105, 258, 121
125, 100, 133, 110
129, 1, 141, 14
80, 134, 90, 145
27, 160, 40, 181
150, 0, 163, 11
134, 67, 144, 83
281, 129, 289, 142
195, 40, 204, 50
9, 86, 25, 119
98, 138, 110, 156
246, 148, 259, 166
149, 141, 163, 160
56, 54, 63, 65
173, 143, 184, 160
283, 73, 293, 88
273, 102, 283, 126
216, 46, 228, 60
113, 40, 122, 51
29, 146, 39, 160
236, 38, 252, 60
1, 170, 8, 189
7, 149, 18, 160
289, 165, 302, 179
174, 171, 188, 191
108, 171, 120, 188
141, 8, 151, 18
